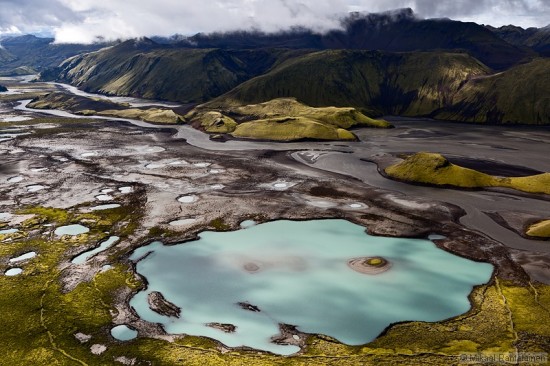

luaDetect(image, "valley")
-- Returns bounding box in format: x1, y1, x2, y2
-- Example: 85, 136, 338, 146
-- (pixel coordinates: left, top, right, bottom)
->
0, 6, 549, 365
0, 74, 549, 364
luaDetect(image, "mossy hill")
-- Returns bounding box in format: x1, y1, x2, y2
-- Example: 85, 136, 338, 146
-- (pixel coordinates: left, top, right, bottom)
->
44, 39, 305, 103
385, 152, 550, 195
28, 92, 183, 124
433, 58, 550, 124
214, 51, 550, 125
187, 98, 391, 141
30, 10, 548, 125
526, 220, 550, 238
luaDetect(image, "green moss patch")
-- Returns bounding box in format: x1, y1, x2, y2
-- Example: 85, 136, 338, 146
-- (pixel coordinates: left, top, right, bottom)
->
189, 97, 390, 142
232, 116, 357, 142
386, 152, 550, 195
526, 220, 550, 238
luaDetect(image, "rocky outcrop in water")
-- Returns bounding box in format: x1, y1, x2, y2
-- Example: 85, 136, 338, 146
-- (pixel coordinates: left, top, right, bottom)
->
237, 302, 261, 312
206, 323, 237, 333
147, 292, 181, 318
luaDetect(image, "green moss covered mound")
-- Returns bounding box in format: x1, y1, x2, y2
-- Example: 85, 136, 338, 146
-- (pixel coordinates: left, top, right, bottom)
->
28, 92, 183, 124
189, 98, 390, 141
526, 220, 550, 238
97, 108, 183, 124
232, 117, 356, 141
385, 152, 550, 195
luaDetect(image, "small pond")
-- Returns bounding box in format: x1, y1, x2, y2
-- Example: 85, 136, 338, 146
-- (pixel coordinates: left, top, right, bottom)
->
129, 219, 493, 355
72, 236, 120, 264
5, 268, 23, 276
9, 251, 37, 263
111, 325, 138, 341
55, 224, 89, 236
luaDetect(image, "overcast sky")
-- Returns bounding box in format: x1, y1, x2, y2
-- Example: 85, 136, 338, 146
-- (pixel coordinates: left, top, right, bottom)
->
0, 0, 549, 43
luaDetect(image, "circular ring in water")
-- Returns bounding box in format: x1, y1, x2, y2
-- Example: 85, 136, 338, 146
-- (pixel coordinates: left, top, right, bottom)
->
347, 256, 391, 275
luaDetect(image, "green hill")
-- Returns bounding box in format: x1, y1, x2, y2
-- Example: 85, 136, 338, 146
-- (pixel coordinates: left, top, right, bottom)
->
526, 220, 550, 238
187, 98, 391, 141
385, 152, 550, 195
211, 50, 491, 115
46, 39, 306, 103
433, 58, 550, 124
28, 92, 183, 124
213, 51, 550, 124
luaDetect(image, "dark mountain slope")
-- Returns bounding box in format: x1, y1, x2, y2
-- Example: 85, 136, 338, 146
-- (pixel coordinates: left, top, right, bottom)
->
487, 25, 550, 56
211, 50, 550, 124
209, 50, 491, 116
434, 58, 550, 124
191, 9, 532, 70
48, 39, 307, 102
0, 35, 107, 74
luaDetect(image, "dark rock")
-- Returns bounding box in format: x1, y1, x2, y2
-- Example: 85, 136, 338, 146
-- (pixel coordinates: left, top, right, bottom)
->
237, 301, 261, 312
271, 323, 306, 347
206, 323, 237, 333
147, 291, 181, 318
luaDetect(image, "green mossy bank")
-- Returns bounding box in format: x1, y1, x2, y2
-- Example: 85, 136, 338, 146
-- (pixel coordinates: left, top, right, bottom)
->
385, 152, 550, 195
1, 204, 549, 365
526, 220, 550, 238
28, 92, 184, 124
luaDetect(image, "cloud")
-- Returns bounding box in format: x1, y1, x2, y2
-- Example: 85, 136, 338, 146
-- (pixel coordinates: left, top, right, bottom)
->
0, 0, 548, 43
0, 0, 81, 36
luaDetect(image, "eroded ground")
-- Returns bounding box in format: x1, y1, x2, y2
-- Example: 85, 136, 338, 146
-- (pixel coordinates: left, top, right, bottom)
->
0, 79, 549, 365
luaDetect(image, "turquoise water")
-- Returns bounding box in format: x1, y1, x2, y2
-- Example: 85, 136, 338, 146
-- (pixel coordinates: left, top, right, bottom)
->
54, 224, 89, 236
90, 204, 121, 211
111, 325, 138, 341
72, 236, 119, 264
9, 251, 36, 263
129, 219, 493, 355
5, 268, 23, 276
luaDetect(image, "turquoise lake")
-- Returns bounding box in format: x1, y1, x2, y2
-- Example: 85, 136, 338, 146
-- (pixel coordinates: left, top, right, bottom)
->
129, 219, 493, 355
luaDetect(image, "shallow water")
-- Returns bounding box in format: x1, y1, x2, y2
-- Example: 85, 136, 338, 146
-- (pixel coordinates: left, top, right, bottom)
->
0, 228, 18, 235
54, 224, 89, 236
72, 236, 119, 264
118, 186, 133, 194
90, 204, 121, 211
26, 184, 46, 192
239, 220, 257, 229
110, 325, 138, 341
5, 268, 23, 276
9, 251, 37, 263
177, 195, 197, 203
129, 219, 493, 355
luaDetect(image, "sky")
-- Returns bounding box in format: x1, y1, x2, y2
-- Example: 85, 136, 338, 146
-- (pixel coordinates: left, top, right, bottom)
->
0, 0, 549, 43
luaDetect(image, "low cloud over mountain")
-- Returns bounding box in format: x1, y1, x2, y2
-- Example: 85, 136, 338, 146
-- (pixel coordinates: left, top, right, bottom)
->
1, 0, 548, 43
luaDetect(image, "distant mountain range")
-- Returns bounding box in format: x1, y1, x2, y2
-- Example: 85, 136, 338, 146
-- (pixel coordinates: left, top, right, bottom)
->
2, 9, 549, 125
0, 34, 108, 75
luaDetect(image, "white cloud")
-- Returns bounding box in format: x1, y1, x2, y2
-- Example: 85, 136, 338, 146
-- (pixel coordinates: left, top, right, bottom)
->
0, 0, 548, 43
